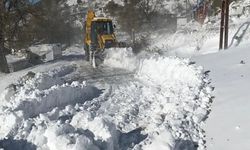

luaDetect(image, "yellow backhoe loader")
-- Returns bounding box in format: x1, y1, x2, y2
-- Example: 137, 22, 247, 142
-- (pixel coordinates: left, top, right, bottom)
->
83, 9, 118, 68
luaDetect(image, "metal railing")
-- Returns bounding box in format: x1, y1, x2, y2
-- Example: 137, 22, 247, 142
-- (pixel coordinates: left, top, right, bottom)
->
229, 21, 250, 48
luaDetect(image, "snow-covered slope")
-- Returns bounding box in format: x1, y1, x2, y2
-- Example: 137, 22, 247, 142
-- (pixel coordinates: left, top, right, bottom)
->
150, 0, 250, 58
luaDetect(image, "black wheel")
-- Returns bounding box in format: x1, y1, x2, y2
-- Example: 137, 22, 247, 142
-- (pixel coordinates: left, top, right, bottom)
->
89, 43, 96, 52
84, 44, 90, 61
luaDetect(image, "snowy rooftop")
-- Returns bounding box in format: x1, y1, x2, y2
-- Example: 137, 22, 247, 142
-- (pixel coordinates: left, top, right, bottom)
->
6, 54, 27, 64
29, 44, 62, 56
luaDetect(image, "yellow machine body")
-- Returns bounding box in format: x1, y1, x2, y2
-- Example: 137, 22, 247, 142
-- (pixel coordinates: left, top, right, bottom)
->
84, 10, 117, 52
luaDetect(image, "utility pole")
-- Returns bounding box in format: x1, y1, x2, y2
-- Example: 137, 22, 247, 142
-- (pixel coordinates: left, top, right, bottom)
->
186, 0, 188, 21
219, 0, 225, 50
219, 0, 230, 50
0, 1, 10, 73
224, 0, 229, 49
186, 0, 191, 22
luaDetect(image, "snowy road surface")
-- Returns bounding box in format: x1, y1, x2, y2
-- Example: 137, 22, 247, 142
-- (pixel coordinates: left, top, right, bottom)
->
0, 47, 212, 150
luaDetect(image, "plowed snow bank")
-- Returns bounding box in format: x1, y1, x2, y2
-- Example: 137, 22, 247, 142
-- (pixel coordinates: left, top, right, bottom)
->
0, 67, 101, 139
103, 48, 138, 71
0, 48, 212, 150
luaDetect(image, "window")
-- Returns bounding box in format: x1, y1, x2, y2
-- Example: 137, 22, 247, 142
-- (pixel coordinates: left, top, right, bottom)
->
95, 21, 114, 34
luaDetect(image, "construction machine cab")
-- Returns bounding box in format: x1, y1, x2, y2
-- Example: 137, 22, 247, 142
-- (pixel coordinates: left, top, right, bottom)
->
92, 20, 114, 35
90, 18, 116, 49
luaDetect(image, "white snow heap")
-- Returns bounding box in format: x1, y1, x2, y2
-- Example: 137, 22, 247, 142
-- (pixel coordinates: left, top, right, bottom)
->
0, 66, 95, 140
43, 123, 100, 150
0, 46, 213, 150
101, 48, 212, 149
142, 130, 174, 150
103, 48, 138, 71
136, 56, 211, 149
137, 56, 203, 88
71, 114, 119, 150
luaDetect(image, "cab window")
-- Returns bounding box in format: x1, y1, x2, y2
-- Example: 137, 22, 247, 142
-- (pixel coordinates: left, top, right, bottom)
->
95, 21, 114, 34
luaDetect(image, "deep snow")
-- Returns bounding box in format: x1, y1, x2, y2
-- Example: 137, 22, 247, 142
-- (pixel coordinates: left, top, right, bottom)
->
151, 1, 250, 149
0, 47, 212, 150
193, 43, 250, 150
1, 0, 250, 150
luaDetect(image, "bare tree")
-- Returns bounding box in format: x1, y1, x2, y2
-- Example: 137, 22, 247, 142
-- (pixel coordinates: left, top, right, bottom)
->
0, 1, 9, 73
137, 0, 164, 22
0, 0, 36, 73
106, 0, 167, 33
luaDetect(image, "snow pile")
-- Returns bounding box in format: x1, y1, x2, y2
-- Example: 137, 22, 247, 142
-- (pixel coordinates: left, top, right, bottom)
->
25, 114, 115, 150
135, 57, 212, 149
142, 131, 174, 150
63, 45, 84, 57
0, 45, 212, 150
31, 120, 105, 150
103, 48, 138, 71
137, 56, 203, 88
0, 66, 98, 140
0, 64, 120, 150
71, 114, 119, 150
102, 52, 212, 149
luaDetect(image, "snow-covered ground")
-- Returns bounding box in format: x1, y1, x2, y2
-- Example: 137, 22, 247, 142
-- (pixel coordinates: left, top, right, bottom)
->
145, 1, 250, 149
0, 45, 212, 150
1, 1, 250, 150
193, 43, 250, 150
152, 1, 250, 148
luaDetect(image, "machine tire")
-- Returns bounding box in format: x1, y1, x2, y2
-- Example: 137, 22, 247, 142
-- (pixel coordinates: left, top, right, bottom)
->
84, 44, 90, 61
90, 44, 96, 52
